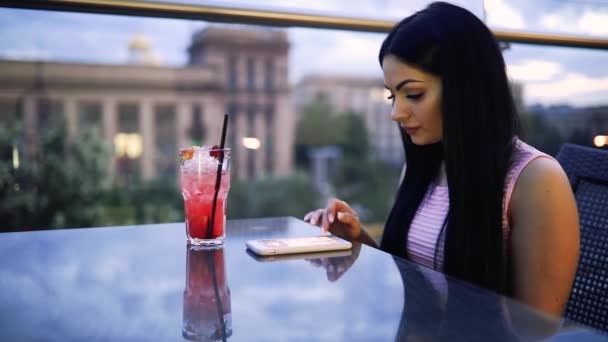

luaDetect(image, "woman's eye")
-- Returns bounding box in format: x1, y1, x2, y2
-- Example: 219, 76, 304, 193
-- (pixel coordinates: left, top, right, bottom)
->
386, 94, 395, 101
406, 93, 423, 100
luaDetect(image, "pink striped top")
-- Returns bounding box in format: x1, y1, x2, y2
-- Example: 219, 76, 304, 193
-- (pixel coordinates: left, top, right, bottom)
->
406, 139, 555, 270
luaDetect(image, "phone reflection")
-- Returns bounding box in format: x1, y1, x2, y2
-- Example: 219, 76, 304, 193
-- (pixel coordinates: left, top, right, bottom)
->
246, 242, 362, 282
182, 245, 232, 342
306, 242, 362, 282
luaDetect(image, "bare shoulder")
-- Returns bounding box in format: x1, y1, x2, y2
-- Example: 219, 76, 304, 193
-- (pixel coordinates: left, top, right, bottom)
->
510, 155, 578, 238
511, 157, 572, 209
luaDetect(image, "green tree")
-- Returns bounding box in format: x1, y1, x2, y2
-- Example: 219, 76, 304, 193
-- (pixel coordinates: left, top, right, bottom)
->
295, 102, 344, 168
521, 112, 564, 156
330, 113, 400, 223
295, 101, 338, 147
98, 179, 184, 227
0, 121, 111, 231
228, 172, 320, 219
296, 103, 400, 223
334, 111, 369, 156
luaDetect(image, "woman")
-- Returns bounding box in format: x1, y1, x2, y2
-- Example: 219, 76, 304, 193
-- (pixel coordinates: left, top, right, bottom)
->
304, 2, 579, 317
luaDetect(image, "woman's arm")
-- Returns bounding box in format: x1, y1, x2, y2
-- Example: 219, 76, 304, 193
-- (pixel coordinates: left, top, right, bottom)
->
509, 157, 580, 317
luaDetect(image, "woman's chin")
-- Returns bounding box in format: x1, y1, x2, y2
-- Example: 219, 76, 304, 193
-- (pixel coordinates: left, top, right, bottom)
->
410, 135, 440, 146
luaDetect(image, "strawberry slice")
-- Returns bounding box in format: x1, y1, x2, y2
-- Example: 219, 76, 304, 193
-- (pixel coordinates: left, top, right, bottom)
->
209, 145, 221, 160
209, 145, 222, 160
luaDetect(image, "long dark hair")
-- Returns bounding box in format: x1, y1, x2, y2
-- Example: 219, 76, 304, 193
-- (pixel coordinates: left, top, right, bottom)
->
379, 2, 520, 295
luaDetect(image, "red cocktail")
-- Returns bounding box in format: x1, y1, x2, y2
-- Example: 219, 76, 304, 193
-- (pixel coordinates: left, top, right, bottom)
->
180, 146, 231, 246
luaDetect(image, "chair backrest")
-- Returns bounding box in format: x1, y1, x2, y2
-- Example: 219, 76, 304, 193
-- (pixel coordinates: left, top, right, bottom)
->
557, 143, 608, 332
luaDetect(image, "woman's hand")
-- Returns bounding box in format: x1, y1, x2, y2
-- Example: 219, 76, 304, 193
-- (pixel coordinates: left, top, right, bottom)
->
304, 198, 362, 240
307, 242, 362, 282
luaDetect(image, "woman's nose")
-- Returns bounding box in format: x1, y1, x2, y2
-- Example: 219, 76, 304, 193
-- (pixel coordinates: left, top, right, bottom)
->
391, 101, 411, 121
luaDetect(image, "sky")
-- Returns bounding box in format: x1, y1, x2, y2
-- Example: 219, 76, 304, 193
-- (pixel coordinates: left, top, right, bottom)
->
0, 0, 607, 107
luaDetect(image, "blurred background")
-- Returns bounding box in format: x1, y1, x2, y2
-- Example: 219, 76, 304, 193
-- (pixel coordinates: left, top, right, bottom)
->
0, 0, 606, 235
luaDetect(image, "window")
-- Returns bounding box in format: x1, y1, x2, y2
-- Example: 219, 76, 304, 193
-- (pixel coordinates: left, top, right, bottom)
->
116, 103, 141, 184
227, 57, 237, 91
0, 98, 21, 131
37, 98, 64, 136
0, 98, 21, 163
78, 102, 102, 137
265, 59, 274, 92
189, 104, 205, 146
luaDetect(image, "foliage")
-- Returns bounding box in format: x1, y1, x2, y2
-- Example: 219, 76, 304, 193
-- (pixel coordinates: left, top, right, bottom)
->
334, 111, 369, 156
295, 101, 338, 147
297, 102, 401, 223
295, 102, 349, 168
520, 112, 564, 156
0, 122, 110, 231
98, 180, 184, 227
228, 171, 321, 219
330, 114, 400, 223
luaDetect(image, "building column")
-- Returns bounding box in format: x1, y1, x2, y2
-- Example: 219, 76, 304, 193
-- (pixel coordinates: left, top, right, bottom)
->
22, 96, 37, 156
176, 101, 192, 149
140, 99, 155, 180
255, 58, 264, 91
238, 57, 247, 90
255, 107, 265, 177
64, 98, 78, 141
203, 98, 224, 146
102, 98, 117, 181
236, 108, 246, 179
274, 95, 294, 176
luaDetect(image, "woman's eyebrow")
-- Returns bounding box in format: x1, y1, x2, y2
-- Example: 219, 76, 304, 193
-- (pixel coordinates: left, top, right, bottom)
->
384, 79, 423, 91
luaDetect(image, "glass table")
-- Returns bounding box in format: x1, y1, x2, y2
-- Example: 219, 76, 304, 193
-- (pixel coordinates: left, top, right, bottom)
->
0, 217, 605, 341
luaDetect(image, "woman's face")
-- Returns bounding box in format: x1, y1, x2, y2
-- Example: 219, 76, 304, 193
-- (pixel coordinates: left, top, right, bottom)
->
382, 55, 443, 145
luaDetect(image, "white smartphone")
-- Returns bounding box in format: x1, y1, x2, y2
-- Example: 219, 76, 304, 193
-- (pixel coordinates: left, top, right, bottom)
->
246, 235, 352, 256
246, 248, 353, 262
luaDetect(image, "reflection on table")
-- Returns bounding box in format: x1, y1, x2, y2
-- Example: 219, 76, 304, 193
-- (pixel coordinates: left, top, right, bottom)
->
0, 217, 604, 341
183, 245, 231, 341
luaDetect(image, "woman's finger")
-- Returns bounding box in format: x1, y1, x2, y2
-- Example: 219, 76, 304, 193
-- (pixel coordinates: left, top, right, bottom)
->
304, 212, 313, 221
337, 212, 357, 225
310, 209, 325, 226
326, 199, 338, 224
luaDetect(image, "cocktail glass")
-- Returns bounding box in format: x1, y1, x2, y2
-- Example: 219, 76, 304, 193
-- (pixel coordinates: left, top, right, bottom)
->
180, 146, 231, 246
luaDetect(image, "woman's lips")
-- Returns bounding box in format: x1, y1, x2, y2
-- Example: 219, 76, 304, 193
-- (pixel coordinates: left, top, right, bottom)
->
404, 126, 420, 135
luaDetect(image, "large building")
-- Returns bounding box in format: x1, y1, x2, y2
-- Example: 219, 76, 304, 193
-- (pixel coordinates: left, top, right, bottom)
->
0, 26, 295, 182
294, 74, 403, 166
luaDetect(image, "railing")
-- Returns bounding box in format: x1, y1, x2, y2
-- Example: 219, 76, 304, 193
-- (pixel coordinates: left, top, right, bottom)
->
2, 0, 608, 50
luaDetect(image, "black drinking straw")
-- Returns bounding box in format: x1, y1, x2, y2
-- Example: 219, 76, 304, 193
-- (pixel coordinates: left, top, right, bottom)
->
206, 114, 229, 240
206, 251, 227, 341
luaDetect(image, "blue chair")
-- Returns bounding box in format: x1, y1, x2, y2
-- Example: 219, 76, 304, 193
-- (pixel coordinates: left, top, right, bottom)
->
556, 143, 608, 332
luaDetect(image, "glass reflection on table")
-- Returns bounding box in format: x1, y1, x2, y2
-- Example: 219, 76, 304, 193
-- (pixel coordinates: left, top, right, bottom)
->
182, 245, 232, 341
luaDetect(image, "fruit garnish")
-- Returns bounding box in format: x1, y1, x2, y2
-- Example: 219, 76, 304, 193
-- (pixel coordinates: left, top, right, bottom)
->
179, 147, 195, 165
209, 145, 221, 160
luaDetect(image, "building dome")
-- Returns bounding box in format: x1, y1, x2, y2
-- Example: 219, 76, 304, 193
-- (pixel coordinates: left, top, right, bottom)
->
128, 34, 162, 66
128, 34, 152, 51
